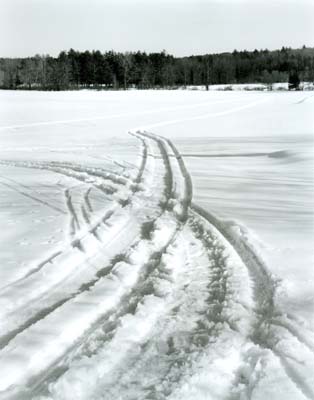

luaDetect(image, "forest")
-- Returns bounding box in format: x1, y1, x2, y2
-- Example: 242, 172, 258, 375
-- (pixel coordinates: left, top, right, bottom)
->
0, 46, 313, 90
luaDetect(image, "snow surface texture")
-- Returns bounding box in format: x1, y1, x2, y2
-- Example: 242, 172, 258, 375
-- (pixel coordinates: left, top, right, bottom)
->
0, 90, 313, 400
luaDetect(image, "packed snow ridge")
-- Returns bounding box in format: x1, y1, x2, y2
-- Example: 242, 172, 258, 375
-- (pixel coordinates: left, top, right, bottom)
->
0, 128, 313, 400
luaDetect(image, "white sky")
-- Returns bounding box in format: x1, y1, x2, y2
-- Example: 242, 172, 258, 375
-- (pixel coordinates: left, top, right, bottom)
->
1, 0, 313, 57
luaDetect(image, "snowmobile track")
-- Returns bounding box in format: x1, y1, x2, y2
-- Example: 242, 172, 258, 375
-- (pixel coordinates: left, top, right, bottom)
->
0, 131, 313, 400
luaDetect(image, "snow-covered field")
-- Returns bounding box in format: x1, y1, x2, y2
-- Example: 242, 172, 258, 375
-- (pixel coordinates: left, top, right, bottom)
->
0, 89, 313, 400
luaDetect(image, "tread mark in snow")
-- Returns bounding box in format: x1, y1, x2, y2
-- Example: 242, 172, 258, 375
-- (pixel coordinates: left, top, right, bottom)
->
64, 188, 80, 237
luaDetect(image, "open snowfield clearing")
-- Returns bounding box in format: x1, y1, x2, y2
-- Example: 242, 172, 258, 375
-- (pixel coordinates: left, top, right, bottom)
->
0, 90, 313, 400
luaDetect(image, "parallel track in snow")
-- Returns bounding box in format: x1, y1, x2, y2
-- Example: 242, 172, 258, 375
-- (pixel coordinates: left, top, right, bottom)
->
0, 132, 313, 400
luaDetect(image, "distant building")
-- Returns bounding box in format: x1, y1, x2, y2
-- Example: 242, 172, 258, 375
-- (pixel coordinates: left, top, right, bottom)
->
288, 71, 301, 90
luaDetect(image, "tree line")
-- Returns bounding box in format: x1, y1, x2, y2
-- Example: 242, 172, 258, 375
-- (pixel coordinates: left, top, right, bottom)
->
0, 46, 313, 90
